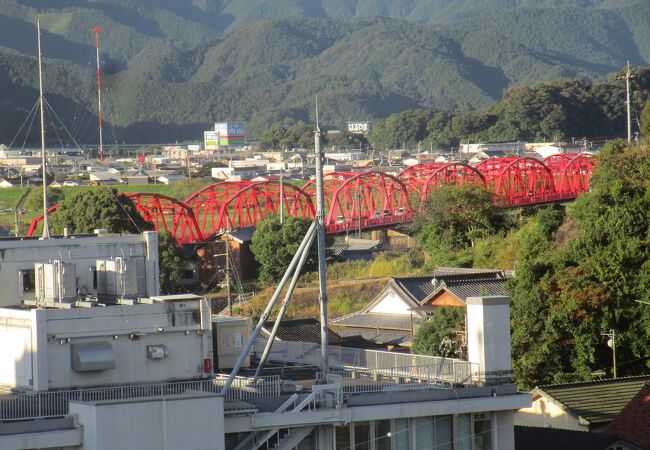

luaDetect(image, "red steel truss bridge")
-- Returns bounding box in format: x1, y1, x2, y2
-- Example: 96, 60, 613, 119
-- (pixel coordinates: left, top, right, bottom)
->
28, 153, 594, 244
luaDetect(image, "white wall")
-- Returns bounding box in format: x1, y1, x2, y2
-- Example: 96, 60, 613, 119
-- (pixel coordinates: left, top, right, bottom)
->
369, 290, 412, 315
0, 233, 159, 308
466, 296, 512, 381
0, 309, 33, 387
515, 396, 586, 432
71, 393, 225, 450
492, 411, 516, 450
0, 297, 212, 390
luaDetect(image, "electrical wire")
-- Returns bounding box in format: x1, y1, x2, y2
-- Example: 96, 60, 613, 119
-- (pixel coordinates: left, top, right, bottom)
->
43, 97, 87, 157
19, 102, 39, 152
8, 99, 39, 149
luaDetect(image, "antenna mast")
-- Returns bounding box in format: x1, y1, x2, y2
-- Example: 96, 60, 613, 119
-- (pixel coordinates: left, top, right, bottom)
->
93, 26, 104, 162
314, 95, 329, 374
37, 18, 50, 239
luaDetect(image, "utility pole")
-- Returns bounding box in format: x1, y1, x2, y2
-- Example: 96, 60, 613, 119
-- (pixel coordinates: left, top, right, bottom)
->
214, 233, 233, 316
37, 18, 50, 239
314, 97, 329, 375
602, 329, 617, 379
616, 62, 635, 143
92, 26, 104, 162
225, 233, 232, 316
279, 173, 284, 225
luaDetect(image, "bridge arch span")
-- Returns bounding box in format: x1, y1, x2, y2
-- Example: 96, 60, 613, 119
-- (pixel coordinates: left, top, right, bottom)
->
214, 181, 315, 233
325, 171, 414, 233
420, 163, 486, 202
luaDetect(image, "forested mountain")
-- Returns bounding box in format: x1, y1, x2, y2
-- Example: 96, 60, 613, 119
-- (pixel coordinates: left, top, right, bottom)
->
1, 0, 650, 143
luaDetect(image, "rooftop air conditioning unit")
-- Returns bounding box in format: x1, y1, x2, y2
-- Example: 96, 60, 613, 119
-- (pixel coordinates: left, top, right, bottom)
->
96, 257, 138, 300
35, 260, 77, 306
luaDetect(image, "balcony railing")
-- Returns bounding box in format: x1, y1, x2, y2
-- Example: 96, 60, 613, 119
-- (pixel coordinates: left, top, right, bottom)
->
0, 375, 280, 422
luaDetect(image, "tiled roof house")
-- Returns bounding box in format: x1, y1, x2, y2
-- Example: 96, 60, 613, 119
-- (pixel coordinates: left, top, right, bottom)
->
331, 268, 512, 346
515, 376, 650, 432
607, 382, 650, 450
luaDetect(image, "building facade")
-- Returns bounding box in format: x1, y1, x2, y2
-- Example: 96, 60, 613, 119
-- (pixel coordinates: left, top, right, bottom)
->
0, 233, 530, 450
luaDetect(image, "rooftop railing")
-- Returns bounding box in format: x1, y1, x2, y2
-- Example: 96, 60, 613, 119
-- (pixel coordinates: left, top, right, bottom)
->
253, 338, 478, 386
0, 375, 280, 422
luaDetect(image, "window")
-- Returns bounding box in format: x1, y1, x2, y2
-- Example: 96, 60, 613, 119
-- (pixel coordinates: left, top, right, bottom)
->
434, 415, 453, 450
394, 419, 410, 450
355, 422, 370, 450
336, 424, 351, 449
21, 269, 35, 293
416, 417, 434, 449
416, 416, 453, 450
375, 420, 391, 450
474, 413, 493, 450
457, 414, 472, 450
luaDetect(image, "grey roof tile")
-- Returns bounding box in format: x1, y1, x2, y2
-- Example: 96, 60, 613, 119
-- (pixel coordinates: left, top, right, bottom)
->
536, 375, 650, 425
331, 313, 419, 330
263, 318, 343, 345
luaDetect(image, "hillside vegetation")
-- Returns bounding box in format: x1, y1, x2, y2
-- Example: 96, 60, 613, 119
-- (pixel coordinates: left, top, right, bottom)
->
2, 1, 650, 142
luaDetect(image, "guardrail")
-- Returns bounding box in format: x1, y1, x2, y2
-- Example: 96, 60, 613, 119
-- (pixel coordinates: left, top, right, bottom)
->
0, 375, 280, 422
254, 338, 477, 386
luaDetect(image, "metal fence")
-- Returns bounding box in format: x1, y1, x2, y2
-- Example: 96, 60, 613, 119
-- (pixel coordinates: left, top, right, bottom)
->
317, 365, 475, 395
0, 375, 280, 422
254, 338, 478, 385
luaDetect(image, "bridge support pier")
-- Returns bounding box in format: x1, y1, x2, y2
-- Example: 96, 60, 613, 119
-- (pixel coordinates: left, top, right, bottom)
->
371, 229, 388, 244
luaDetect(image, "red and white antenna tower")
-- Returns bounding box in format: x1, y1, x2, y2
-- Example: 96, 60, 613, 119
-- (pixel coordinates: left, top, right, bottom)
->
92, 26, 104, 162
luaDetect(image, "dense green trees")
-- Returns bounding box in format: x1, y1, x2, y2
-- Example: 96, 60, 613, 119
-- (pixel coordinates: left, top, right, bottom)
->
409, 142, 649, 388
49, 187, 150, 234
412, 185, 510, 268
250, 215, 315, 284
370, 72, 650, 149
641, 98, 650, 139
258, 125, 318, 150
158, 232, 185, 294
24, 188, 64, 212
412, 307, 465, 358
509, 141, 650, 388
5, 5, 650, 143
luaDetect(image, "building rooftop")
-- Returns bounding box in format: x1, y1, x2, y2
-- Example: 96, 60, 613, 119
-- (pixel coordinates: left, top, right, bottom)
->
430, 272, 511, 302
262, 318, 344, 346
534, 375, 650, 426
606, 382, 650, 450
393, 275, 438, 303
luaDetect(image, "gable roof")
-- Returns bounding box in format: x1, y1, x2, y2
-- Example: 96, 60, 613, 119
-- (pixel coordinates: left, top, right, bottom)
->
393, 276, 438, 303
262, 318, 343, 345
355, 277, 426, 316
425, 269, 512, 304
606, 382, 650, 450
514, 426, 627, 450
534, 375, 650, 426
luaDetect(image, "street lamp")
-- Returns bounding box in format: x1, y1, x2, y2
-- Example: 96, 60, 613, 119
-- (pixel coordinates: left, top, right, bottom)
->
602, 329, 617, 378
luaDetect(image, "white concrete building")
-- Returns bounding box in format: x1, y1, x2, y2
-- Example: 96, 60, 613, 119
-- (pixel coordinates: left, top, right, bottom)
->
0, 233, 530, 450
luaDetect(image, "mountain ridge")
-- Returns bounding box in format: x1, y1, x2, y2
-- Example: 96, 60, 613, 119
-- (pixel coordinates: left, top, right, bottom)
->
1, 1, 649, 143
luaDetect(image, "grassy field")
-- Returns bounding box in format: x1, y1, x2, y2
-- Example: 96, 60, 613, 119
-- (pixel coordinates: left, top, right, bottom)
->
0, 187, 31, 209
0, 187, 32, 232
231, 278, 386, 321
0, 184, 199, 234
